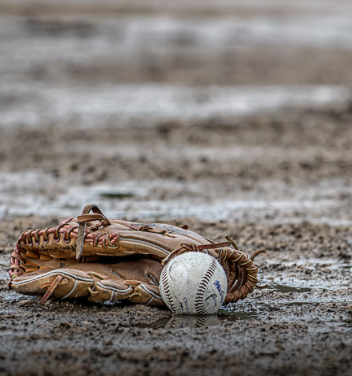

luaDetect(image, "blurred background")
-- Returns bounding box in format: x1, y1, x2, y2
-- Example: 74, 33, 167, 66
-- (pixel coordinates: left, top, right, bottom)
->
0, 0, 351, 225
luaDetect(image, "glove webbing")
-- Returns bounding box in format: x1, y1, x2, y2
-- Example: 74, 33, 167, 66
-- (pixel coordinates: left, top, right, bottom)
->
76, 204, 111, 259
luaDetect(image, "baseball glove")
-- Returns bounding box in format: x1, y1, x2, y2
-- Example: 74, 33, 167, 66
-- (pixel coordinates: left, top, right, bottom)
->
9, 204, 265, 307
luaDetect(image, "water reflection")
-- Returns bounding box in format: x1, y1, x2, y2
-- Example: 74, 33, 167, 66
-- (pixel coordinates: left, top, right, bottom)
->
127, 309, 258, 329
165, 315, 222, 329
268, 283, 312, 293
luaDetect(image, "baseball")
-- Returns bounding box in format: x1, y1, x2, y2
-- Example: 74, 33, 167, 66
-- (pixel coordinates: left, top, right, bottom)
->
159, 252, 228, 315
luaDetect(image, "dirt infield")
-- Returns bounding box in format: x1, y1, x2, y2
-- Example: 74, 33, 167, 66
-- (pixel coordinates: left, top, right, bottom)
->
1, 107, 352, 375
1, 213, 352, 376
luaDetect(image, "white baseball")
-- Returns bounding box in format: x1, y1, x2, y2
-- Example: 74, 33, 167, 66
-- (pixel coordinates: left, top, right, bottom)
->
159, 252, 228, 315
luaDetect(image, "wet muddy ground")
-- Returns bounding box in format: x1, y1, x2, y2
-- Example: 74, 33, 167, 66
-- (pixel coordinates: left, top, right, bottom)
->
1, 216, 352, 376
1, 1, 352, 375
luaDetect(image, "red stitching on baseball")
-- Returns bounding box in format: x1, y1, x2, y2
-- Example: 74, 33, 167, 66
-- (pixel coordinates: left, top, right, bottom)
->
194, 257, 217, 314
161, 265, 177, 312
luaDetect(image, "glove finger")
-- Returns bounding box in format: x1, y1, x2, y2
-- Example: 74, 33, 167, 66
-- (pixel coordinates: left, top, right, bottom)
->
130, 282, 164, 307
88, 279, 133, 303
89, 279, 164, 306
11, 269, 95, 300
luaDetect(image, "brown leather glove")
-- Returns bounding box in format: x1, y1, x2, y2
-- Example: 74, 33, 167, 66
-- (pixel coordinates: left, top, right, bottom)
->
9, 204, 265, 307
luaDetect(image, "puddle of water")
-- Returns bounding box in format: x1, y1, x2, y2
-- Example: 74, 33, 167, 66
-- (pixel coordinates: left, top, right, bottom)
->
218, 309, 258, 320
267, 258, 352, 269
0, 84, 349, 128
121, 316, 171, 330
0, 171, 348, 224
267, 283, 312, 294
100, 191, 136, 199
268, 275, 349, 291
126, 310, 258, 329
164, 315, 222, 329
3, 13, 352, 68
2, 291, 28, 303
263, 258, 352, 291
282, 300, 352, 306
328, 262, 352, 272
116, 308, 259, 329
118, 15, 352, 49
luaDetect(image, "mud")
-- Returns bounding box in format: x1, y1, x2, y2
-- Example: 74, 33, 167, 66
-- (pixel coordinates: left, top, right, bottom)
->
1, 1, 352, 375
1, 218, 352, 376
